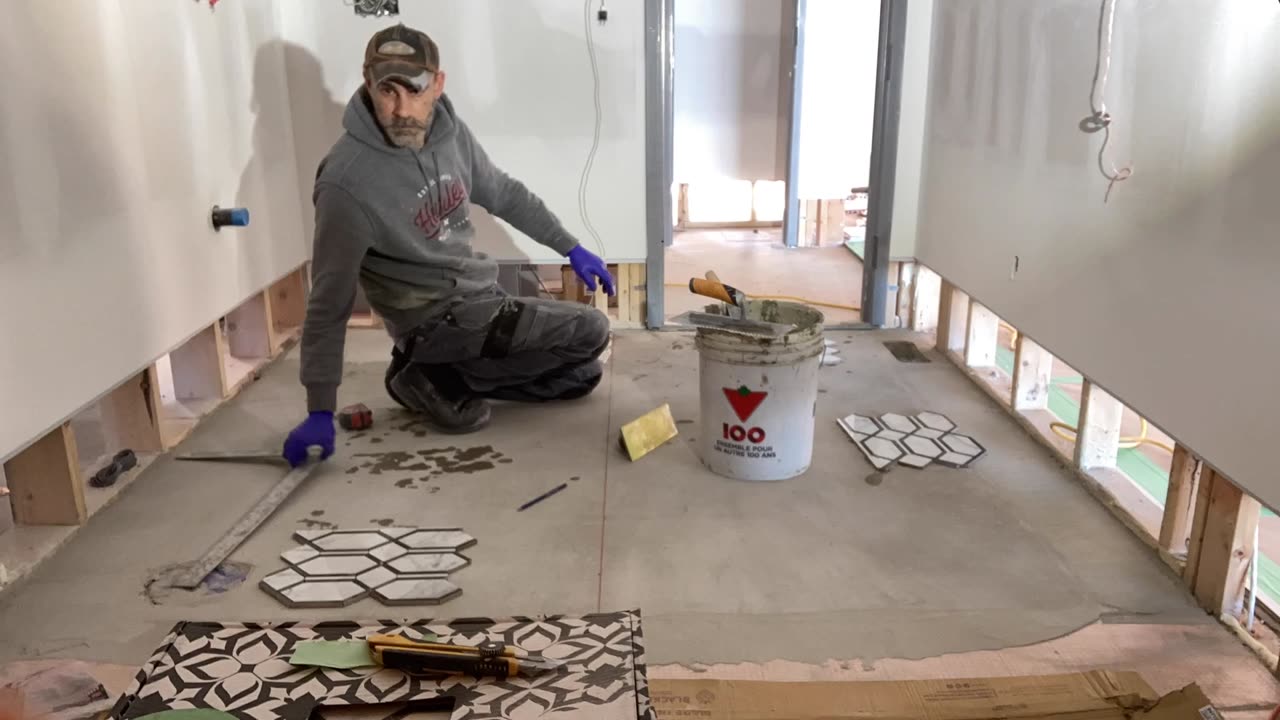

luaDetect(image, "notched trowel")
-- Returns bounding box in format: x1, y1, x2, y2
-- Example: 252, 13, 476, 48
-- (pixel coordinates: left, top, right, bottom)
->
671, 273, 795, 338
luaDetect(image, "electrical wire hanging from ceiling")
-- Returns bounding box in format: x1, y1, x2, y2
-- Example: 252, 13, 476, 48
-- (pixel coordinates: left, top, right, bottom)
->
1080, 0, 1133, 203
577, 0, 609, 258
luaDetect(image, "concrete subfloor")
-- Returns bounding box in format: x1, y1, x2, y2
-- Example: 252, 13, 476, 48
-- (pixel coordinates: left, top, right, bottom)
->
0, 328, 1215, 670
665, 229, 863, 324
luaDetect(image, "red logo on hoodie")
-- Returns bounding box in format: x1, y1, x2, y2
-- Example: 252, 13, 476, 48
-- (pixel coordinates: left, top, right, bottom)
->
414, 178, 468, 238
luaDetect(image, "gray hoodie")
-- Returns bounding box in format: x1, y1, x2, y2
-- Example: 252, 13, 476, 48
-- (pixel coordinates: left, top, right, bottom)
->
299, 88, 580, 413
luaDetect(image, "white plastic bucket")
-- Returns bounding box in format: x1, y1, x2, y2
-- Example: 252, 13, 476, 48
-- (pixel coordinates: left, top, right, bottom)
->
695, 301, 825, 481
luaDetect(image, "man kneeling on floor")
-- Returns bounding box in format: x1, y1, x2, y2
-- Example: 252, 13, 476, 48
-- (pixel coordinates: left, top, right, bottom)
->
282, 24, 613, 467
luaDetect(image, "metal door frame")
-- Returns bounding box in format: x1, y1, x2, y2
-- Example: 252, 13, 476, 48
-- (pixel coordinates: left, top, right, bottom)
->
644, 0, 674, 328
860, 0, 909, 327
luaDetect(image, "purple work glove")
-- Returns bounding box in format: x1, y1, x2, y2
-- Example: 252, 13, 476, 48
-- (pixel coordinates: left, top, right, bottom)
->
282, 411, 335, 467
568, 245, 615, 296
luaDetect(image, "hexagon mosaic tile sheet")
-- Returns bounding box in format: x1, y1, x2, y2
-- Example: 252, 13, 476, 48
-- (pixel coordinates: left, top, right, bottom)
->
260, 527, 475, 608
837, 411, 986, 471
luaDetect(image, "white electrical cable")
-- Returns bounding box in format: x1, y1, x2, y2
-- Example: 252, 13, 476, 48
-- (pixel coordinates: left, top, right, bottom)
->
577, 0, 608, 257
1082, 0, 1133, 203
1248, 521, 1260, 632
1089, 0, 1116, 119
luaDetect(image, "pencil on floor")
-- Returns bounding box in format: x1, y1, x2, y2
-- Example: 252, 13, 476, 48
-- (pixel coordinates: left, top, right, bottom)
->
518, 483, 568, 512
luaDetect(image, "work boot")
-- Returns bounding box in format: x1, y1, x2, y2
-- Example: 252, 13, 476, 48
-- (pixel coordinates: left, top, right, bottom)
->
388, 362, 491, 434
384, 348, 411, 410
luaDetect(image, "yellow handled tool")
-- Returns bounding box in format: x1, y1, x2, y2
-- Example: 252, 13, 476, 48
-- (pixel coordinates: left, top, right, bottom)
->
688, 277, 742, 306
367, 635, 562, 679
368, 634, 526, 658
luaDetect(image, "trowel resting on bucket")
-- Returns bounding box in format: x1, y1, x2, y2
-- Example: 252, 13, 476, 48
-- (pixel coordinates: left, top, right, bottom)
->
670, 310, 794, 338
690, 272, 747, 317
671, 273, 795, 338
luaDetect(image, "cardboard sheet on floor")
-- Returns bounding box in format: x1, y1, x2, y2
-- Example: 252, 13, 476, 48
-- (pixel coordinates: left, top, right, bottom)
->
650, 670, 1219, 720
108, 611, 655, 720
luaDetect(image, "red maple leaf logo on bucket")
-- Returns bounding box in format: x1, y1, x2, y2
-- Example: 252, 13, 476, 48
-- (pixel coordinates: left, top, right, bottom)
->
723, 386, 768, 422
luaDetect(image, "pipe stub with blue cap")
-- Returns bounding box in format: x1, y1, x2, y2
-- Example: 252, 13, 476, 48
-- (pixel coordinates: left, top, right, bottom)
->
211, 205, 250, 230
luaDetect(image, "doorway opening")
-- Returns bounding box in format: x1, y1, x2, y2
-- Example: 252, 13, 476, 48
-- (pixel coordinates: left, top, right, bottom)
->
665, 181, 867, 324
662, 0, 885, 327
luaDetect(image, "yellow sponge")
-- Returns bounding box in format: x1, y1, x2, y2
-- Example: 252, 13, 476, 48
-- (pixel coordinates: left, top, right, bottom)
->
619, 404, 679, 461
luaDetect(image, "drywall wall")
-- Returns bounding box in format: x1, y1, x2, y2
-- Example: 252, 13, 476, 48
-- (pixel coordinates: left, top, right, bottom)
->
795, 0, 880, 199
674, 0, 791, 183
279, 2, 648, 263
916, 1, 1280, 509
0, 2, 306, 463
887, 0, 934, 260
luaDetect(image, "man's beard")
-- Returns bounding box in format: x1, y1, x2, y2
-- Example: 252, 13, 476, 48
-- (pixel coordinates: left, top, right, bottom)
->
386, 114, 430, 150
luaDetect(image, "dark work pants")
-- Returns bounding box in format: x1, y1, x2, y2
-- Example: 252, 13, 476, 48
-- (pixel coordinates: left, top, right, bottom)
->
390, 288, 611, 403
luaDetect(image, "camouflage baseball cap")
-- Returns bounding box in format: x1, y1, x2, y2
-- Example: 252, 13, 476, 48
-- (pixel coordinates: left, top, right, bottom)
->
364, 24, 440, 92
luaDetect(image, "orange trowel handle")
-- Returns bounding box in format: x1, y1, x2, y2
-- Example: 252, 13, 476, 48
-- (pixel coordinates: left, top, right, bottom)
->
688, 278, 739, 305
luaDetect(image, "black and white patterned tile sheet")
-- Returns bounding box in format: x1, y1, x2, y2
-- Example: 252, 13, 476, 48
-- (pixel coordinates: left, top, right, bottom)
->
260, 528, 474, 608
109, 611, 656, 720
838, 412, 985, 470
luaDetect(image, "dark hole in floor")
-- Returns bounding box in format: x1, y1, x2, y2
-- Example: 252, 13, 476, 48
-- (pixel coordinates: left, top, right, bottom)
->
883, 340, 931, 363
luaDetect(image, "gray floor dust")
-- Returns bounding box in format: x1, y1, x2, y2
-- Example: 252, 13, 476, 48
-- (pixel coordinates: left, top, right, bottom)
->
0, 328, 1202, 666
